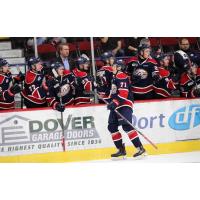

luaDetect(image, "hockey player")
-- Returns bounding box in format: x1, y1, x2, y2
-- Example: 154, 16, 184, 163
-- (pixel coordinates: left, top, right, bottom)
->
72, 56, 95, 105
0, 59, 21, 110
46, 62, 75, 112
180, 62, 200, 98
100, 52, 115, 67
21, 57, 47, 108
126, 44, 160, 100
106, 59, 146, 158
153, 54, 176, 98
96, 61, 113, 103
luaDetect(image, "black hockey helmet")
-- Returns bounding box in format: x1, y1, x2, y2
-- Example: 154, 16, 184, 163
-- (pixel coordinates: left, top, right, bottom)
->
77, 56, 90, 65
27, 57, 41, 69
0, 59, 8, 68
50, 62, 64, 70
113, 59, 126, 71
100, 51, 115, 62
138, 44, 151, 52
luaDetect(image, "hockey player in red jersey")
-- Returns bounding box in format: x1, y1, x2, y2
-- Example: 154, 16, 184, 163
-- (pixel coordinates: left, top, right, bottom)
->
180, 62, 200, 98
106, 59, 146, 158
153, 54, 176, 98
72, 56, 96, 105
0, 59, 21, 110
126, 44, 160, 100
21, 57, 47, 108
46, 62, 75, 112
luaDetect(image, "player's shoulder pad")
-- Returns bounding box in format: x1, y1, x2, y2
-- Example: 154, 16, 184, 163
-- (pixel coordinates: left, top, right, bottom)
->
158, 67, 170, 77
197, 67, 200, 75
63, 69, 71, 76
116, 72, 128, 79
126, 56, 138, 64
180, 73, 190, 85
101, 66, 113, 72
72, 68, 87, 78
0, 74, 6, 85
25, 70, 37, 85
147, 57, 158, 65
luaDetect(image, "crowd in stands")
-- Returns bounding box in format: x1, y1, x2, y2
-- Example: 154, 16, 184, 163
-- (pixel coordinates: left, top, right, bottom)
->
0, 37, 200, 111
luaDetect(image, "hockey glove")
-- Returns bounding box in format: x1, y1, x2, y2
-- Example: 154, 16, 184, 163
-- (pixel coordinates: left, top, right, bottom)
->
55, 103, 65, 112
10, 84, 21, 95
107, 101, 118, 111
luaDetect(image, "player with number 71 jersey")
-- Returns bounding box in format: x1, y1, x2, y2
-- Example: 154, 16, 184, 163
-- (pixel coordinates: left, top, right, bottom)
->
108, 66, 134, 110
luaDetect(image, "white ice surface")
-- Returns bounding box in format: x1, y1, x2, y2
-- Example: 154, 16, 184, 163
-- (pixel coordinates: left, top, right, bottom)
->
90, 151, 200, 163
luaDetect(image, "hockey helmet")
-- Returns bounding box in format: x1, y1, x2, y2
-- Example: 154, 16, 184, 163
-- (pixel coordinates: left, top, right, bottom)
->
27, 57, 41, 69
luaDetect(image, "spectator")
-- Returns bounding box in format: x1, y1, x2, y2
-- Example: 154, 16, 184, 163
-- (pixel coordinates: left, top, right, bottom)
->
139, 38, 151, 47
180, 62, 200, 98
124, 37, 142, 56
56, 43, 75, 71
99, 37, 124, 57
174, 38, 200, 76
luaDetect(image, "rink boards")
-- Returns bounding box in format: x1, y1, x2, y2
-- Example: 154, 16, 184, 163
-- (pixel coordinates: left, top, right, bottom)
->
0, 98, 200, 162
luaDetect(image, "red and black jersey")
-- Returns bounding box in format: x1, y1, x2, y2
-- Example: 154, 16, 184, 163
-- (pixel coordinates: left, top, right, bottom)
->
46, 71, 75, 109
21, 70, 47, 105
126, 56, 159, 99
153, 67, 176, 98
109, 71, 133, 110
180, 68, 200, 98
0, 73, 15, 109
96, 65, 113, 101
72, 68, 93, 105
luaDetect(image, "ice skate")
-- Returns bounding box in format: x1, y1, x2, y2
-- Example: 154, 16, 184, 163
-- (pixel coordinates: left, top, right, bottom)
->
111, 144, 126, 160
133, 146, 147, 159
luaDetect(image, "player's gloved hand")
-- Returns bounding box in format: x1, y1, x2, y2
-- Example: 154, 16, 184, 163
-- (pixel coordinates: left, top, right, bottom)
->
193, 88, 200, 97
55, 103, 65, 112
107, 101, 118, 110
9, 84, 21, 95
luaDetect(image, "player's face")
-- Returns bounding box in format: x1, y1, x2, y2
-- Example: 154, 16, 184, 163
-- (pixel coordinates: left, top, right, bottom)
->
109, 57, 115, 66
162, 57, 170, 67
141, 49, 151, 59
35, 62, 43, 72
190, 65, 197, 75
180, 39, 190, 51
83, 63, 90, 71
57, 67, 65, 76
112, 65, 117, 74
60, 45, 70, 58
2, 65, 9, 73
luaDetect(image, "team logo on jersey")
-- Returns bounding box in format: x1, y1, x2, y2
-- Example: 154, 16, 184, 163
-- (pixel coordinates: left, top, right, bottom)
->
168, 104, 200, 130
37, 76, 41, 81
97, 70, 105, 77
58, 84, 70, 97
134, 69, 148, 79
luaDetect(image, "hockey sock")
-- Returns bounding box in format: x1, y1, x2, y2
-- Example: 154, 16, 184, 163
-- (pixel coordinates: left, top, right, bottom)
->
111, 132, 123, 149
127, 130, 142, 148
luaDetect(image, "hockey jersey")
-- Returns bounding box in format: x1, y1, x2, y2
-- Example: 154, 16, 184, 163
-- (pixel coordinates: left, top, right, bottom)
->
180, 68, 200, 98
109, 71, 133, 110
153, 67, 176, 98
21, 70, 47, 105
0, 72, 15, 109
126, 56, 159, 99
72, 68, 93, 105
46, 70, 75, 109
96, 65, 113, 101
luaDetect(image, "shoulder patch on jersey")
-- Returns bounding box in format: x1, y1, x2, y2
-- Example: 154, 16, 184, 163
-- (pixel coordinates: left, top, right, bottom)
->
101, 66, 113, 72
147, 58, 158, 65
72, 68, 87, 78
180, 73, 190, 85
116, 72, 127, 79
0, 74, 6, 85
126, 56, 138, 64
158, 67, 170, 77
63, 70, 71, 76
25, 70, 37, 85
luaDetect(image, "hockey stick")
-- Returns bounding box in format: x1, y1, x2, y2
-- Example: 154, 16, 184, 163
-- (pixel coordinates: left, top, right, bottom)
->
59, 76, 66, 152
97, 93, 158, 150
